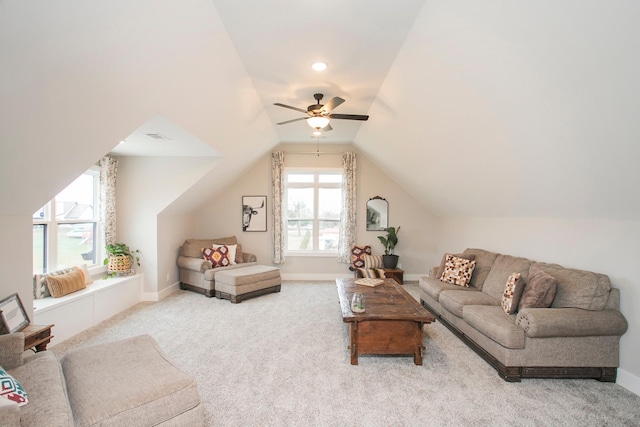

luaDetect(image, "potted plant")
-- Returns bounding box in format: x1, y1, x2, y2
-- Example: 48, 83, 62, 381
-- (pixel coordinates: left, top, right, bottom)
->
104, 243, 140, 277
377, 226, 400, 269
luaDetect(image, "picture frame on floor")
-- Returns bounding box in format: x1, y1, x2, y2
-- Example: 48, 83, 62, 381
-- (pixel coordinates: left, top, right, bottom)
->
0, 293, 30, 334
242, 195, 267, 232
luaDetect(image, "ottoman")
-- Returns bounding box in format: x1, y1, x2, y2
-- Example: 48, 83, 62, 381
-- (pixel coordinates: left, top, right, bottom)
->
60, 334, 205, 426
214, 265, 281, 303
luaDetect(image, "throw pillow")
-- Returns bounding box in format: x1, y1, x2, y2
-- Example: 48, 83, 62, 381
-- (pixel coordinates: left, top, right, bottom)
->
351, 245, 372, 269
213, 244, 237, 265
235, 243, 244, 264
518, 268, 558, 309
45, 267, 87, 298
501, 273, 526, 314
33, 266, 77, 299
435, 252, 476, 281
201, 246, 231, 268
0, 366, 29, 406
440, 254, 477, 287
363, 254, 383, 269
77, 264, 93, 285
357, 268, 386, 279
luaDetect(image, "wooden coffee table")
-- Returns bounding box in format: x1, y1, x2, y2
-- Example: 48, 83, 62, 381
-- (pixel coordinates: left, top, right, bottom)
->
336, 278, 435, 365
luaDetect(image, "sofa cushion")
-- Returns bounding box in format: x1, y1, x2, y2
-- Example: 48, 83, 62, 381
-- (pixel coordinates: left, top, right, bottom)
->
181, 236, 238, 258
419, 276, 473, 302
463, 305, 525, 349
439, 289, 499, 318
461, 249, 499, 289
482, 255, 533, 300
350, 245, 372, 269
440, 254, 476, 287
518, 267, 557, 309
501, 273, 526, 314
532, 262, 612, 311
45, 267, 87, 298
0, 365, 28, 406
435, 252, 475, 281
202, 247, 231, 268
203, 262, 258, 281
10, 351, 74, 427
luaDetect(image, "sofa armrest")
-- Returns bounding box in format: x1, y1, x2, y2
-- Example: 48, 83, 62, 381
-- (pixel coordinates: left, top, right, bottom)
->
516, 308, 628, 338
0, 398, 20, 426
0, 333, 24, 370
242, 252, 257, 263
177, 256, 212, 273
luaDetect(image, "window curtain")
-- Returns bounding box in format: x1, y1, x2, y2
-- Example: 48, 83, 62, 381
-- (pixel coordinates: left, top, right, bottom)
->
337, 152, 357, 263
100, 156, 118, 246
271, 151, 285, 264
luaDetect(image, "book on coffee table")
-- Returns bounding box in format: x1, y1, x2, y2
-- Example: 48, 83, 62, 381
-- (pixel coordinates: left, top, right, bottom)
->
354, 278, 384, 287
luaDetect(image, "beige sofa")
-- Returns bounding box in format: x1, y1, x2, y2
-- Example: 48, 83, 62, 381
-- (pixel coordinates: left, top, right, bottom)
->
0, 333, 204, 426
420, 248, 628, 382
177, 236, 257, 297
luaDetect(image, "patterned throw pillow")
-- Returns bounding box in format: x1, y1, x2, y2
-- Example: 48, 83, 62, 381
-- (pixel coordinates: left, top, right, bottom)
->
33, 266, 77, 299
350, 245, 372, 269
440, 254, 477, 287
213, 244, 237, 265
357, 268, 386, 279
363, 254, 383, 269
0, 366, 29, 406
501, 273, 526, 314
202, 246, 231, 268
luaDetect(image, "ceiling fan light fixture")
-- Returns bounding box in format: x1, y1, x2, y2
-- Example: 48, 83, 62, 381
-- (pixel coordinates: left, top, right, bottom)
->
311, 62, 327, 71
313, 130, 322, 136
307, 116, 330, 129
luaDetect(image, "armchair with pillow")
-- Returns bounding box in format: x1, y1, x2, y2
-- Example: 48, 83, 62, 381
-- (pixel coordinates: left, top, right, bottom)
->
349, 245, 398, 281
177, 236, 257, 297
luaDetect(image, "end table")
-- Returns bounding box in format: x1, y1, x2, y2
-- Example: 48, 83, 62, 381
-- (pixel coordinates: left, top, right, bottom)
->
22, 324, 54, 352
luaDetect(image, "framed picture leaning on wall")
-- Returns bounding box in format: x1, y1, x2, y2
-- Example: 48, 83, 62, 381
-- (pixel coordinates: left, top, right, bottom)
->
242, 195, 267, 232
0, 293, 30, 334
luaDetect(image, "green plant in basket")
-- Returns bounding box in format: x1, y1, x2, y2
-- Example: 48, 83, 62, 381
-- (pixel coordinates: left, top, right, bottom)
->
104, 243, 140, 278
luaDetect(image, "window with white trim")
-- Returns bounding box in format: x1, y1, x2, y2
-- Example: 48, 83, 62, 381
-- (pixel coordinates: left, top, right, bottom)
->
284, 169, 342, 255
32, 166, 101, 273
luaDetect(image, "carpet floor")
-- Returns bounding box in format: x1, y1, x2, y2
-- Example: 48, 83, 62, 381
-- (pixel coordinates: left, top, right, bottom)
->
51, 281, 640, 426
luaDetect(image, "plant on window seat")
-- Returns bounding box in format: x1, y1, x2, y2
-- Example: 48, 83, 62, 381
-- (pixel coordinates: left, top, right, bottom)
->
104, 243, 140, 278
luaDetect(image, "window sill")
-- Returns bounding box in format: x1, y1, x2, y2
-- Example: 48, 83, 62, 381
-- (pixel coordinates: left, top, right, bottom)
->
284, 252, 338, 258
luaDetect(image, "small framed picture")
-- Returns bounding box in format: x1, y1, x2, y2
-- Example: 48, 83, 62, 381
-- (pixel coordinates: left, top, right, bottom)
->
242, 196, 267, 232
0, 293, 30, 334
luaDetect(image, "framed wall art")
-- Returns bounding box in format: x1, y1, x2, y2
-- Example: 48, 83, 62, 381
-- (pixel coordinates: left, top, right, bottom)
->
242, 195, 267, 232
0, 293, 30, 334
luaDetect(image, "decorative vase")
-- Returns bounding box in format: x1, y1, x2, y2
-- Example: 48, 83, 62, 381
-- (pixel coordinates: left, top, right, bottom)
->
382, 254, 399, 269
351, 292, 365, 313
108, 254, 131, 273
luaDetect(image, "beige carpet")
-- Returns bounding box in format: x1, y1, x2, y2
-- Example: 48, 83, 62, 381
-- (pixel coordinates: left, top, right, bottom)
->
52, 281, 640, 426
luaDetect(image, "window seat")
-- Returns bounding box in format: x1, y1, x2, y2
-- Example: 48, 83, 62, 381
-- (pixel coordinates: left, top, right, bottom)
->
33, 273, 144, 346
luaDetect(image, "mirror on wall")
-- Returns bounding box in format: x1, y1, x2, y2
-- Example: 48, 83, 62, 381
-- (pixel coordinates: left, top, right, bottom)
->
366, 196, 388, 231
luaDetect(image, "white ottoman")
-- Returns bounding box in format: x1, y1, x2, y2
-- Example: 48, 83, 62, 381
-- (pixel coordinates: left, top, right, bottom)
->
214, 265, 281, 303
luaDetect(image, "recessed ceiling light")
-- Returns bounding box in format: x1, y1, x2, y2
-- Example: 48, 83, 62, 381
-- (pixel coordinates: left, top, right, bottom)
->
312, 62, 327, 72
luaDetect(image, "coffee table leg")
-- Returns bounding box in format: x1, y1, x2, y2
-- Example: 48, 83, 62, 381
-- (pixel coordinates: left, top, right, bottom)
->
350, 323, 359, 365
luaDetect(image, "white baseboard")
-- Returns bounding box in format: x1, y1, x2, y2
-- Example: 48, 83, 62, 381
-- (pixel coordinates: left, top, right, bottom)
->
142, 282, 180, 302
616, 368, 640, 397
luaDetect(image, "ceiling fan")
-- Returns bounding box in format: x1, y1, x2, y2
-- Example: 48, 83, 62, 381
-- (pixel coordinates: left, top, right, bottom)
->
274, 93, 369, 131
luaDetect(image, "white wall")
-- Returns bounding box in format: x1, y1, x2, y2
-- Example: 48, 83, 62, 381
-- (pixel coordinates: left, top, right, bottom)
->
193, 143, 440, 280
439, 217, 640, 394
0, 217, 34, 320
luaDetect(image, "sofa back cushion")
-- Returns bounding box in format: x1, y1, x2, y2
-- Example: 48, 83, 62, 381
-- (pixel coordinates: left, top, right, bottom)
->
531, 262, 612, 311
181, 236, 238, 258
482, 254, 533, 300
461, 249, 499, 289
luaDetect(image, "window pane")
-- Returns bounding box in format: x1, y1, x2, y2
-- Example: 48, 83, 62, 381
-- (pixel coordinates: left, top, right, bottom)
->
57, 223, 95, 269
319, 188, 341, 220
287, 173, 314, 183
319, 174, 342, 183
319, 220, 340, 250
287, 188, 313, 219
55, 174, 96, 221
33, 206, 47, 221
33, 225, 46, 274
286, 220, 313, 251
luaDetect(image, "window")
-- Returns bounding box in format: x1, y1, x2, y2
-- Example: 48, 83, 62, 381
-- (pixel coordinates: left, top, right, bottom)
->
284, 169, 342, 254
33, 167, 101, 273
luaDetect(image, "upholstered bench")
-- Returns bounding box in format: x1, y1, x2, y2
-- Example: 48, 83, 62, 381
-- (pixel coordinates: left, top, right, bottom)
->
60, 334, 204, 425
214, 265, 281, 303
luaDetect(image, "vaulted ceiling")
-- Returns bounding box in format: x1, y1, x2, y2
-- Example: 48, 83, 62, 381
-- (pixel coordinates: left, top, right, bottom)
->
2, 0, 639, 219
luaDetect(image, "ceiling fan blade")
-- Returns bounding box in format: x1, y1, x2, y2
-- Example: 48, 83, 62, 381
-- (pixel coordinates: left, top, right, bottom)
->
322, 123, 333, 131
276, 117, 307, 125
328, 113, 369, 121
274, 103, 308, 114
320, 97, 345, 114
